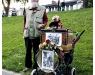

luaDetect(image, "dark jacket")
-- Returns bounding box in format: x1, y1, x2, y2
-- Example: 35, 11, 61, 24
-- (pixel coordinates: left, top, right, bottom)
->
49, 20, 63, 28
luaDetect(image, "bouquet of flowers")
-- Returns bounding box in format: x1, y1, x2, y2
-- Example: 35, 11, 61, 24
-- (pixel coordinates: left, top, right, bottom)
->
39, 39, 57, 50
39, 39, 64, 55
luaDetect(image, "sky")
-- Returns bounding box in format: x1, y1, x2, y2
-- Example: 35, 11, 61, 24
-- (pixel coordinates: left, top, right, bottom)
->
27, 0, 74, 5
27, 0, 75, 8
8, 0, 74, 9
39, 0, 73, 5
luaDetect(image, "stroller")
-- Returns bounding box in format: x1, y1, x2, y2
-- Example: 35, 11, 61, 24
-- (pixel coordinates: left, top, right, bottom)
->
31, 28, 85, 75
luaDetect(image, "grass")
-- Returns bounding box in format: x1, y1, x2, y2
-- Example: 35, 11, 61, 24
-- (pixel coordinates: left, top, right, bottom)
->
2, 8, 93, 75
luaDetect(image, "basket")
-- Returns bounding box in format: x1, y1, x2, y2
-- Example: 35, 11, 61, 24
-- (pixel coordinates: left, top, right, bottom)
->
68, 29, 73, 44
62, 44, 72, 53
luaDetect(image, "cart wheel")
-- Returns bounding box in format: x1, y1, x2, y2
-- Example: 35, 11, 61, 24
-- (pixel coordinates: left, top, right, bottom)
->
30, 69, 37, 75
71, 68, 76, 75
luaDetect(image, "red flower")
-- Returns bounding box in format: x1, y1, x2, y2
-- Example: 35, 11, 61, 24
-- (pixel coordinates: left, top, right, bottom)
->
46, 39, 50, 44
59, 53, 64, 60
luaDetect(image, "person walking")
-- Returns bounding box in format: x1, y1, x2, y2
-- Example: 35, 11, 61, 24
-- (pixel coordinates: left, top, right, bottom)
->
23, 0, 48, 72
61, 0, 65, 11
58, 0, 61, 11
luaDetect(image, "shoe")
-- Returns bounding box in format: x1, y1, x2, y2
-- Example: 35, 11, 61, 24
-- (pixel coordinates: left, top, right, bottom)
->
23, 67, 29, 72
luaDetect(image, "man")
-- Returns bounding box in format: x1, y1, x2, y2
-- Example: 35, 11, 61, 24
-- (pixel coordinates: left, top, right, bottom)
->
61, 1, 65, 11
58, 0, 61, 11
23, 0, 48, 72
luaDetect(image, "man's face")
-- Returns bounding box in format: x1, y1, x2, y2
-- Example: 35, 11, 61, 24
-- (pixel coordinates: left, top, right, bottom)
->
31, 0, 38, 2
30, 0, 39, 8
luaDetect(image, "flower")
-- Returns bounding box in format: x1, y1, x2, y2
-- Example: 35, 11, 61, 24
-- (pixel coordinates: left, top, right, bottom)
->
46, 39, 50, 44
50, 42, 55, 46
43, 42, 47, 46
59, 53, 64, 60
39, 39, 58, 50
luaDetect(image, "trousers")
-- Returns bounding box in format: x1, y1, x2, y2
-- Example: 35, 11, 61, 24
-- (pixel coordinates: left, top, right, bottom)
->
24, 37, 40, 68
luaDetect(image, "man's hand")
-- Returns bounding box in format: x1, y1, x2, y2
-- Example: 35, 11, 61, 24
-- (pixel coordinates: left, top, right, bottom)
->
38, 24, 45, 29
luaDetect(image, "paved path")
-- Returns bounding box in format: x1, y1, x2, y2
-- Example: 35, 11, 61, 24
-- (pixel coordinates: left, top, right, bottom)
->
2, 69, 21, 75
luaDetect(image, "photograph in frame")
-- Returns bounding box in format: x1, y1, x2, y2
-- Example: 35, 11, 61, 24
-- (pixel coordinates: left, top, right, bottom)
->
46, 32, 62, 46
42, 50, 54, 70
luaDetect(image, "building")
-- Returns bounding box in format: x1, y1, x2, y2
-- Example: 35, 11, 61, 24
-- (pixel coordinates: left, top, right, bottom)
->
43, 0, 83, 12
2, 0, 83, 16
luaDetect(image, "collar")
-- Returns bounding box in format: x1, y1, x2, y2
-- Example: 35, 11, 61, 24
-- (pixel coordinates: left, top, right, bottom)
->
32, 7, 37, 11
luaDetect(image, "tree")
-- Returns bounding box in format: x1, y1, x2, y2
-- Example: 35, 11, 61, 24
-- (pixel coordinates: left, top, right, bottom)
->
88, 0, 93, 7
83, 0, 88, 8
2, 0, 28, 16
82, 0, 93, 8
2, 0, 10, 16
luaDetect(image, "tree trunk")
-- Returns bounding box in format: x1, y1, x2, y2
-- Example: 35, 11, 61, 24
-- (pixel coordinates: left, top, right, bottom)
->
2, 0, 10, 16
83, 0, 88, 8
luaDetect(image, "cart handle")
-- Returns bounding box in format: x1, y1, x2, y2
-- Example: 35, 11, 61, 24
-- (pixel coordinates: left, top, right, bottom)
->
79, 30, 85, 36
72, 30, 85, 47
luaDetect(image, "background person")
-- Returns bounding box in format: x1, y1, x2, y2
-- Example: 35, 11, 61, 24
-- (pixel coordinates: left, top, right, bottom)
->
58, 0, 61, 11
61, 1, 65, 11
23, 0, 48, 72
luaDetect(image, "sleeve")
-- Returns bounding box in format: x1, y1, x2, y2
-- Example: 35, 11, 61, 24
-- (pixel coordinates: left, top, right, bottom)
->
43, 10, 48, 27
23, 10, 26, 32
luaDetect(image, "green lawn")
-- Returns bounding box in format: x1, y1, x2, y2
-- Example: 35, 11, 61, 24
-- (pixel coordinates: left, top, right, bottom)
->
2, 8, 93, 75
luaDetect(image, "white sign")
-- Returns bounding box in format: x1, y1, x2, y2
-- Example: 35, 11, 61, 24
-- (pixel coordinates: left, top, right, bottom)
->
42, 50, 54, 70
46, 32, 62, 46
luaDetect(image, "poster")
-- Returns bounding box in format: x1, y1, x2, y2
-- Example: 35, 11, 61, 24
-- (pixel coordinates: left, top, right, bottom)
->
46, 32, 62, 46
42, 50, 54, 70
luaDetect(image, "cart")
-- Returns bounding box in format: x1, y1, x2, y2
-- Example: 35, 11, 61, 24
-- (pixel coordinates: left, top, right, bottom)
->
31, 28, 85, 75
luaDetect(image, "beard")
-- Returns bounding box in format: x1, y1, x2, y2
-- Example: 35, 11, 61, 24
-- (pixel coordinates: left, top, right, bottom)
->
30, 2, 39, 8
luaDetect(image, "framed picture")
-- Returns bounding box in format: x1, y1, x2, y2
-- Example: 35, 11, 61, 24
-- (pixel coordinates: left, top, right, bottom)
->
42, 50, 54, 70
46, 32, 62, 46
